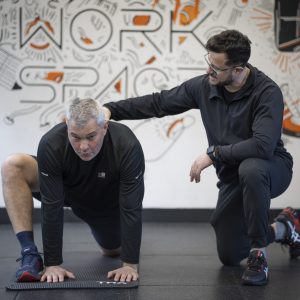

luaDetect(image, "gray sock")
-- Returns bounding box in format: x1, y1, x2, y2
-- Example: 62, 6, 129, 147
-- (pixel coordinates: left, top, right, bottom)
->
274, 221, 287, 241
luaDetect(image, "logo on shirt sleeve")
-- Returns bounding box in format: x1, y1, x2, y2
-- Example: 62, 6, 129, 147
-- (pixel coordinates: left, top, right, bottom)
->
135, 170, 143, 180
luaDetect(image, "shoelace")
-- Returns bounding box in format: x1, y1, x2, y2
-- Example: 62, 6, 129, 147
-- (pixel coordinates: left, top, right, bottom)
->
16, 252, 43, 266
246, 255, 265, 272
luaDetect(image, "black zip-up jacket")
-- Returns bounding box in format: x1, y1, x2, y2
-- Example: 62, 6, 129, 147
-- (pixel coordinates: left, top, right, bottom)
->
37, 121, 145, 266
104, 64, 293, 182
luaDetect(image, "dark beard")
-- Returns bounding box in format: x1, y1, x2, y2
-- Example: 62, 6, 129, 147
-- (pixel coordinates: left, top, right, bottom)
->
216, 76, 233, 87
208, 72, 233, 87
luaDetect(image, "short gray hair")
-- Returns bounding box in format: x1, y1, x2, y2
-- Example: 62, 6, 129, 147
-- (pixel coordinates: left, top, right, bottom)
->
65, 98, 105, 128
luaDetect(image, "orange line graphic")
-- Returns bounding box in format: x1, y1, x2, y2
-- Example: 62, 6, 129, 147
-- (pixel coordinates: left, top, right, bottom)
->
30, 43, 50, 50
166, 118, 184, 138
44, 72, 64, 83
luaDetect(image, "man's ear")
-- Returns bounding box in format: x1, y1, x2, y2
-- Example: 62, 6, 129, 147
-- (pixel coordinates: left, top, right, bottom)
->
235, 66, 244, 74
103, 120, 109, 130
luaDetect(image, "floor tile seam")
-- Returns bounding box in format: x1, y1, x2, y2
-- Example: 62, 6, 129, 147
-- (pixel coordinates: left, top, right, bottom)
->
140, 254, 217, 257
138, 283, 237, 287
0, 254, 217, 259
1, 289, 19, 300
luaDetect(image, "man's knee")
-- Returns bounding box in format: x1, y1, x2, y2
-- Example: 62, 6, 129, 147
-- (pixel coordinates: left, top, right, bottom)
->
1, 154, 22, 180
1, 154, 39, 190
217, 248, 243, 266
100, 246, 121, 257
214, 225, 250, 266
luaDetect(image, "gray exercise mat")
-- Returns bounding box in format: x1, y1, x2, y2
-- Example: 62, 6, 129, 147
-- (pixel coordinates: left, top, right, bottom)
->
6, 252, 139, 290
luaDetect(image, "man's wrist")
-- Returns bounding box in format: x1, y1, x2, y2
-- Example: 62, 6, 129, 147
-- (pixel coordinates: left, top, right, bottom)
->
122, 262, 138, 271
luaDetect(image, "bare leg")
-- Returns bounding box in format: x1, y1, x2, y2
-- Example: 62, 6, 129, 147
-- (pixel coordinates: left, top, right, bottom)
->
1, 154, 39, 234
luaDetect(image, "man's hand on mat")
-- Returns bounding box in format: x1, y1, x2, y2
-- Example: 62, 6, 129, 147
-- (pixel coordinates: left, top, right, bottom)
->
190, 153, 213, 183
41, 265, 75, 282
107, 263, 138, 282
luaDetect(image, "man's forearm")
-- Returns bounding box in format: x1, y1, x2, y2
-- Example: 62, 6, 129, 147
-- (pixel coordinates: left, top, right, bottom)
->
41, 202, 64, 266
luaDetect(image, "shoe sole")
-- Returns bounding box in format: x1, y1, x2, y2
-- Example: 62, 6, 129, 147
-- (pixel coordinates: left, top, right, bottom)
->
17, 271, 41, 282
241, 278, 268, 286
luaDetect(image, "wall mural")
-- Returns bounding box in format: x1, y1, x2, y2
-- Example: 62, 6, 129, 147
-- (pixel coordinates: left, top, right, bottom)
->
0, 0, 299, 166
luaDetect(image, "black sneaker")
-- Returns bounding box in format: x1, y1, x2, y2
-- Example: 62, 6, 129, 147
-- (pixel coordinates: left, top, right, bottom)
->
274, 207, 300, 259
15, 246, 43, 282
241, 250, 268, 286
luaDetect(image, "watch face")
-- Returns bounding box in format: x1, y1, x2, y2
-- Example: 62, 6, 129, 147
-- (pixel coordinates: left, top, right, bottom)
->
207, 145, 215, 154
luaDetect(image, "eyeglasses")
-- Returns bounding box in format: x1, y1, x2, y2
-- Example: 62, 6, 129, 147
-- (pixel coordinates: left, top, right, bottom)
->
204, 53, 241, 76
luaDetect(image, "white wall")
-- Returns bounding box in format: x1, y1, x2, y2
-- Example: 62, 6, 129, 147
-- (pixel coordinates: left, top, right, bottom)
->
0, 0, 299, 208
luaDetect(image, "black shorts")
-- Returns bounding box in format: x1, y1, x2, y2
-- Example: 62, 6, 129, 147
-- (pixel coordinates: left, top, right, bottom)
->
32, 156, 121, 250
72, 207, 121, 250
30, 155, 42, 201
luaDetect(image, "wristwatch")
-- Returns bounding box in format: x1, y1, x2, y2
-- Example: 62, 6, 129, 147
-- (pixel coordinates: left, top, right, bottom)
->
206, 145, 219, 161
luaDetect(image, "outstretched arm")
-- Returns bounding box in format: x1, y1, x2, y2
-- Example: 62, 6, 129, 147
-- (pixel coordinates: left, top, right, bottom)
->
104, 78, 199, 121
108, 138, 145, 282
37, 137, 65, 273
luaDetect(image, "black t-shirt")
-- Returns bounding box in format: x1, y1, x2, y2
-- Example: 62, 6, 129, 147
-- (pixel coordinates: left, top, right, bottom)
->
37, 121, 145, 266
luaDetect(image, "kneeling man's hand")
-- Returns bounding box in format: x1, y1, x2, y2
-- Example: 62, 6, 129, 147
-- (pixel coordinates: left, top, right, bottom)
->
41, 265, 75, 282
107, 263, 138, 282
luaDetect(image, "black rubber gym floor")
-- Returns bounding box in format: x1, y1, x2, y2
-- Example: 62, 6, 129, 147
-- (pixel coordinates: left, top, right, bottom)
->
1, 221, 299, 300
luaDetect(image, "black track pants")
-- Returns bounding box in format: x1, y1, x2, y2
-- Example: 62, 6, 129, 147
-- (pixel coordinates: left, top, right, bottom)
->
210, 156, 293, 266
